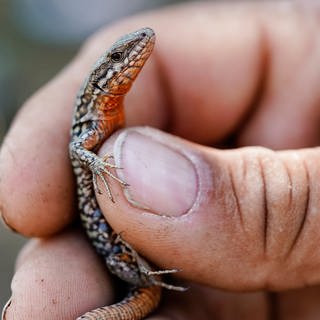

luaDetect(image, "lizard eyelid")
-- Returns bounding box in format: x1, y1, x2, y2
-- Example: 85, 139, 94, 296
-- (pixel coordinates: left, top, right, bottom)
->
111, 52, 124, 62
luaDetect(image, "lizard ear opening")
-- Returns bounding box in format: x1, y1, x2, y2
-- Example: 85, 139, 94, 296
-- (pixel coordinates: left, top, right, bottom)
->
92, 82, 107, 94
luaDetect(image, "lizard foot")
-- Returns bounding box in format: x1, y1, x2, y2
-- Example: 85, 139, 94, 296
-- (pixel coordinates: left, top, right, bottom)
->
90, 154, 129, 201
115, 233, 188, 292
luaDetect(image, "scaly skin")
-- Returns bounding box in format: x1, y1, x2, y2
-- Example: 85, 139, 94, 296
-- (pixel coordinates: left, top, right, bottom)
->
69, 28, 184, 320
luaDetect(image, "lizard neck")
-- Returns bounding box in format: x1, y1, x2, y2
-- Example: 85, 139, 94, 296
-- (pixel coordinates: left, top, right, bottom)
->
96, 94, 124, 112
96, 94, 125, 134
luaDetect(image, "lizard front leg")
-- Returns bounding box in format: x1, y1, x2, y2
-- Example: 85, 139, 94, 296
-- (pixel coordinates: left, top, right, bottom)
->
70, 128, 127, 201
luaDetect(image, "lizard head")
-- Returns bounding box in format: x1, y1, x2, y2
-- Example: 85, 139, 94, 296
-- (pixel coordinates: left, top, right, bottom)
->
90, 27, 155, 96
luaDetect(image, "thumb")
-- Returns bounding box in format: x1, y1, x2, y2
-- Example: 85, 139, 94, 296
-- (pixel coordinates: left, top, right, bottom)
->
96, 126, 320, 291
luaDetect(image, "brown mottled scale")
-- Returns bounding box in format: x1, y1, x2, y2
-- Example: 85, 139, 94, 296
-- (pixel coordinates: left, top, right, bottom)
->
69, 28, 184, 320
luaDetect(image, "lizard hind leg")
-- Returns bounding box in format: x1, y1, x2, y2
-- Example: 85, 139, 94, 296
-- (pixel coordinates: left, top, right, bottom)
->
137, 258, 188, 292
115, 234, 188, 292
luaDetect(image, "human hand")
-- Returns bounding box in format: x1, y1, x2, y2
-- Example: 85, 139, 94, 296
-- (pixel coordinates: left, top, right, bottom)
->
2, 2, 320, 319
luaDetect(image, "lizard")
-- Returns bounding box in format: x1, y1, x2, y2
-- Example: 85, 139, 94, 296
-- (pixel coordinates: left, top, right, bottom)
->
69, 27, 185, 320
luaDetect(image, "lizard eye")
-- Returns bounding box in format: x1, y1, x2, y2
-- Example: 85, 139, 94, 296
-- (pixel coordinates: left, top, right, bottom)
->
111, 52, 123, 62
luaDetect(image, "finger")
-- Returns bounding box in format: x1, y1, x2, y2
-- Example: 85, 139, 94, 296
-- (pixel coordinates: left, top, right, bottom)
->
97, 127, 320, 291
277, 286, 320, 320
1, 2, 318, 237
85, 2, 320, 146
149, 285, 268, 320
0, 71, 78, 236
3, 229, 113, 320
238, 4, 320, 149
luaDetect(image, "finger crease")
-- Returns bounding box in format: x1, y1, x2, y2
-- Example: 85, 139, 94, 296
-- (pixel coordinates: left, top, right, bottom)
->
282, 160, 293, 210
258, 157, 269, 254
228, 164, 244, 229
288, 159, 310, 255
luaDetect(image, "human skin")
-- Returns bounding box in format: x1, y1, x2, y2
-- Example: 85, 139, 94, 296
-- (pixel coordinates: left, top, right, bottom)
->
1, 1, 320, 319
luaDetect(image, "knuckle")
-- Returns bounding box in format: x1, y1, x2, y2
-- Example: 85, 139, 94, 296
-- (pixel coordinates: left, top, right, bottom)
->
227, 147, 320, 289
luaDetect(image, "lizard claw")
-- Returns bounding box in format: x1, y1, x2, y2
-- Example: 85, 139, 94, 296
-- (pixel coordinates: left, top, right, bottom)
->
92, 173, 102, 195
102, 154, 124, 170
90, 154, 128, 201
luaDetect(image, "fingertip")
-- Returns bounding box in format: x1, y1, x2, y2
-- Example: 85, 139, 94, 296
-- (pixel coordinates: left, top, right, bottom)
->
5, 229, 113, 319
96, 127, 215, 282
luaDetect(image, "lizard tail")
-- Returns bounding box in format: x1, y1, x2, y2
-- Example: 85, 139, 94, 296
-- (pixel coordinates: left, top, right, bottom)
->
76, 285, 161, 320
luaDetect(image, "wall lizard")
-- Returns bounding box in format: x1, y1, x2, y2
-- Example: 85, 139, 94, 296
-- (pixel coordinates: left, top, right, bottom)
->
69, 27, 184, 320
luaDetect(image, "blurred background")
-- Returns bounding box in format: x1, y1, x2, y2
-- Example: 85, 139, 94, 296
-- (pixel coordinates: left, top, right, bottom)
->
0, 0, 202, 309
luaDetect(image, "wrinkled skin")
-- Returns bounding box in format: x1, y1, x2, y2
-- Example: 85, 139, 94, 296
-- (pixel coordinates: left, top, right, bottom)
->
2, 1, 320, 319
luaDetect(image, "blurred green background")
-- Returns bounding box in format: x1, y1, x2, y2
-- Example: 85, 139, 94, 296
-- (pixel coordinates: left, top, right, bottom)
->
0, 0, 203, 311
